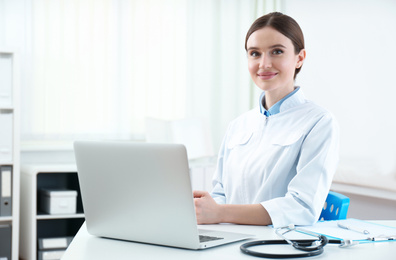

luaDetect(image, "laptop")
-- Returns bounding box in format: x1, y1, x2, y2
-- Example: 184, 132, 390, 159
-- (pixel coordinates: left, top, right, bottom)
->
73, 141, 253, 249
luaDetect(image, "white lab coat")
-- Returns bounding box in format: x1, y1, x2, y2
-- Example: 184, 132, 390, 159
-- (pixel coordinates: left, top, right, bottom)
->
211, 89, 340, 227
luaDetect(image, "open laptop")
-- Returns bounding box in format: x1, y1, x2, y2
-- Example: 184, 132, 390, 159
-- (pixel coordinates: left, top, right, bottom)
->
73, 141, 253, 249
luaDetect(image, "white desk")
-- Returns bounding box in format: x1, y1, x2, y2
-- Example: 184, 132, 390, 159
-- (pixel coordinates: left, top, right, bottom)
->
61, 221, 396, 260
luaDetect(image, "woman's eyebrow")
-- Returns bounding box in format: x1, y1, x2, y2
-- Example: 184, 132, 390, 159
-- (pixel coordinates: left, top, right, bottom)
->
247, 44, 287, 51
246, 47, 260, 51
269, 44, 286, 49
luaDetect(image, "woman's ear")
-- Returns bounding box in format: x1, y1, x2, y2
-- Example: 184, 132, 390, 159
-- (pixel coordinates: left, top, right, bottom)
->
296, 49, 306, 68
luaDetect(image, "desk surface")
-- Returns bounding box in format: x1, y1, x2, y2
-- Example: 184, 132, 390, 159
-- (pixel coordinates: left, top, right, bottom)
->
61, 221, 396, 260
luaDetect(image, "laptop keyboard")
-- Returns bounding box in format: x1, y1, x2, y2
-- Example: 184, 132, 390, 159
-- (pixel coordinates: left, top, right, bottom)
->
199, 235, 224, 243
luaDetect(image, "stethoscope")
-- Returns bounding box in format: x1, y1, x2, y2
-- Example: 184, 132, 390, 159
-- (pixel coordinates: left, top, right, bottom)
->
240, 224, 359, 258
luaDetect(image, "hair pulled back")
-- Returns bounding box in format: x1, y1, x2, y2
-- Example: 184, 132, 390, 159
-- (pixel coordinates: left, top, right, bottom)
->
245, 12, 305, 78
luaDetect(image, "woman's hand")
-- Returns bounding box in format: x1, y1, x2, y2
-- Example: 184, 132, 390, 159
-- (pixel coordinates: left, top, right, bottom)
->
193, 190, 222, 224
193, 190, 272, 225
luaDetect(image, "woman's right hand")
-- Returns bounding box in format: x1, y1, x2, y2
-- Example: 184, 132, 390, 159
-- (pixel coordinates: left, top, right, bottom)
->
193, 190, 222, 224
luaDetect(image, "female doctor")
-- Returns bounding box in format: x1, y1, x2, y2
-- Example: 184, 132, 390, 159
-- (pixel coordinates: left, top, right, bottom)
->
193, 12, 339, 228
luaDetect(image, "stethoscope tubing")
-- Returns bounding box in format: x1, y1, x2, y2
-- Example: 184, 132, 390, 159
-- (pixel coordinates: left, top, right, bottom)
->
240, 238, 342, 258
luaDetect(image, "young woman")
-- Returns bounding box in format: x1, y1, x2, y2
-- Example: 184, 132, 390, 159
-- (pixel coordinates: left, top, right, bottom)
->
193, 12, 339, 228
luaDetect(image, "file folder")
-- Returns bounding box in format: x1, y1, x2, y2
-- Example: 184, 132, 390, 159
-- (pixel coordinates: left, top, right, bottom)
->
0, 224, 11, 260
0, 166, 12, 216
0, 53, 13, 107
0, 112, 13, 163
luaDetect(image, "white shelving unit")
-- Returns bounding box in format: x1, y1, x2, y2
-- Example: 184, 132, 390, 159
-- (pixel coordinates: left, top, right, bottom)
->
0, 49, 20, 260
19, 164, 84, 260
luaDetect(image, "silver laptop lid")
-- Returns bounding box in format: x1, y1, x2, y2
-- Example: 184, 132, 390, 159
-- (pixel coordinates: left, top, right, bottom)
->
74, 141, 201, 249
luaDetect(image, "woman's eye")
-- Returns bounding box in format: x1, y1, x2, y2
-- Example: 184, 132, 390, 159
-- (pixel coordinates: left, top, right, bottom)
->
249, 51, 260, 57
272, 49, 283, 55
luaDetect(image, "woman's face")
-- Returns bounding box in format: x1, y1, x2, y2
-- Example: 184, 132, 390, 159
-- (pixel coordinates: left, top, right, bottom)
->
246, 26, 305, 96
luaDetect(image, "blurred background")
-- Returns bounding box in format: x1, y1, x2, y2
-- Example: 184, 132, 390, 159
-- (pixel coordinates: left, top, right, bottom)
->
1, 0, 396, 218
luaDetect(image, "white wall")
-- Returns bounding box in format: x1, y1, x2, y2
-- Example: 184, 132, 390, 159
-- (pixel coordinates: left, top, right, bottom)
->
284, 0, 396, 176
283, 0, 396, 219
9, 0, 396, 182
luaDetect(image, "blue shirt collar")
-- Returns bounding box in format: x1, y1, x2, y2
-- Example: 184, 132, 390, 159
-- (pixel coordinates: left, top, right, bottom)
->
259, 87, 301, 116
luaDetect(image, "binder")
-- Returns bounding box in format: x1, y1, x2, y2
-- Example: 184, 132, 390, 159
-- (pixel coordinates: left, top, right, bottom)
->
0, 112, 13, 163
0, 53, 13, 107
0, 166, 12, 216
0, 224, 11, 260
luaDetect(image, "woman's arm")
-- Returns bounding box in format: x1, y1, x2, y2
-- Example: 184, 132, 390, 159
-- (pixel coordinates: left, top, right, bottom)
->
193, 190, 272, 225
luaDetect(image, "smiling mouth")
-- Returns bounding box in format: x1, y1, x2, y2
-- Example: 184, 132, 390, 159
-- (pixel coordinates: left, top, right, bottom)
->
257, 72, 278, 80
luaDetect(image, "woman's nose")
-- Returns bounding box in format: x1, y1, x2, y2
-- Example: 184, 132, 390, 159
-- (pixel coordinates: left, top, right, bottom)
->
259, 55, 271, 69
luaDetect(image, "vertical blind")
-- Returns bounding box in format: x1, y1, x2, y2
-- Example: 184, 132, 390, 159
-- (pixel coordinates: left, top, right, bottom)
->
26, 0, 187, 140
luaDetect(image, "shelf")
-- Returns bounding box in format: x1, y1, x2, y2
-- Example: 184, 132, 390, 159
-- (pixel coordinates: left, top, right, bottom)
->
0, 161, 13, 164
0, 49, 19, 260
37, 218, 85, 240
36, 213, 85, 220
20, 164, 84, 260
0, 216, 13, 222
331, 182, 396, 201
0, 107, 14, 111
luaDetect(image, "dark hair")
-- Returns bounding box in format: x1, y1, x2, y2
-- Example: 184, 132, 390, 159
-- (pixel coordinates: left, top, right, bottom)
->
245, 12, 305, 78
